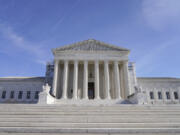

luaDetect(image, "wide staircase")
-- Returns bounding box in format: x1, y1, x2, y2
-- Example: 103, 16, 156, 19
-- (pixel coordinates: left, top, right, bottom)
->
0, 104, 180, 135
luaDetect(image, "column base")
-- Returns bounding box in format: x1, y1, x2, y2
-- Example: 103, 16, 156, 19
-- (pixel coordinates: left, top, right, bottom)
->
72, 98, 78, 100
116, 96, 122, 100
94, 97, 101, 100
82, 97, 89, 100
105, 96, 111, 100
116, 97, 122, 100
61, 97, 68, 100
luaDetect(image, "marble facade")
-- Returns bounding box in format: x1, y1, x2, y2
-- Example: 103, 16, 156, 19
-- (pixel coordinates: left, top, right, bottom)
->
51, 39, 132, 102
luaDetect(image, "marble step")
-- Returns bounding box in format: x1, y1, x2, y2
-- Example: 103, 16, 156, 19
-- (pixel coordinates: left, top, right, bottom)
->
1, 107, 180, 111
14, 104, 180, 107
0, 127, 179, 134
0, 106, 180, 111
1, 110, 180, 113
0, 111, 179, 116
0, 117, 180, 123
1, 108, 180, 112
0, 111, 179, 115
0, 115, 179, 119
0, 122, 179, 128
0, 109, 179, 113
0, 115, 179, 120
0, 133, 176, 135
1, 104, 180, 108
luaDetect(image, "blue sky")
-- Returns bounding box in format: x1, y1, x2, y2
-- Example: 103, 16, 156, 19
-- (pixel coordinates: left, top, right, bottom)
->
0, 0, 180, 78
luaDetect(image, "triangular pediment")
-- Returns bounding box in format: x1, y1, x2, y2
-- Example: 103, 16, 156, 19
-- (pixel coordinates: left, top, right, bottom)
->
53, 39, 129, 52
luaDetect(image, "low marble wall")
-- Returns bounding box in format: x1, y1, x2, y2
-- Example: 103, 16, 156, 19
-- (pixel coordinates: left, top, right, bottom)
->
137, 77, 180, 104
0, 77, 45, 103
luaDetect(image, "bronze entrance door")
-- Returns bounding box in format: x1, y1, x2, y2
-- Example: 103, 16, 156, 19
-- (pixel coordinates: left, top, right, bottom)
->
88, 82, 94, 99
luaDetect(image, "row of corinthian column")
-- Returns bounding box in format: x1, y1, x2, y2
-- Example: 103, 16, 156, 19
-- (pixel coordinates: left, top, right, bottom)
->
52, 60, 130, 100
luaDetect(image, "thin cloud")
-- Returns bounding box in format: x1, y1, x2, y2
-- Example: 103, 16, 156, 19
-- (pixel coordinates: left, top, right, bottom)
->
36, 60, 47, 66
142, 0, 180, 31
136, 40, 175, 76
51, 0, 81, 31
0, 23, 49, 65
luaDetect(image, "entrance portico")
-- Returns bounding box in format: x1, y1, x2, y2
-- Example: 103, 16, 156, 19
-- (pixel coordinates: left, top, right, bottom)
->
52, 39, 131, 101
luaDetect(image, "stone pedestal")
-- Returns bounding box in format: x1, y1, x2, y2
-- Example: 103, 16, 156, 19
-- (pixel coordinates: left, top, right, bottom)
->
128, 86, 148, 104
38, 84, 52, 104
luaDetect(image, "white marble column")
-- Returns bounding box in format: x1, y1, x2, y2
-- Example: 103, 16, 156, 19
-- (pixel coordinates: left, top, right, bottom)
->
170, 89, 174, 102
52, 60, 59, 98
104, 61, 111, 99
146, 90, 151, 104
62, 60, 69, 99
153, 89, 158, 103
83, 61, 88, 99
95, 61, 100, 99
73, 60, 78, 99
162, 90, 167, 103
114, 61, 121, 99
123, 61, 130, 98
178, 89, 180, 103
161, 89, 165, 103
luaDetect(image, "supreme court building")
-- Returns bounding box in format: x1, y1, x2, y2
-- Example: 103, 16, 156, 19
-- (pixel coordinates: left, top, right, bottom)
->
0, 39, 180, 105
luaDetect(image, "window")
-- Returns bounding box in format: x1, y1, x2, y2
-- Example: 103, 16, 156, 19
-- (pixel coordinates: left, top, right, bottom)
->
10, 91, 14, 99
150, 92, 154, 99
174, 92, 178, 100
158, 92, 162, 99
35, 91, 39, 99
2, 91, 6, 99
18, 91, 23, 99
27, 91, 31, 99
166, 92, 170, 100
89, 72, 93, 78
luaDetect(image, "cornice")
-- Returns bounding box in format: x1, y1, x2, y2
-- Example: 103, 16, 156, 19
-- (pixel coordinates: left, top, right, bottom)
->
137, 77, 180, 82
0, 77, 45, 82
